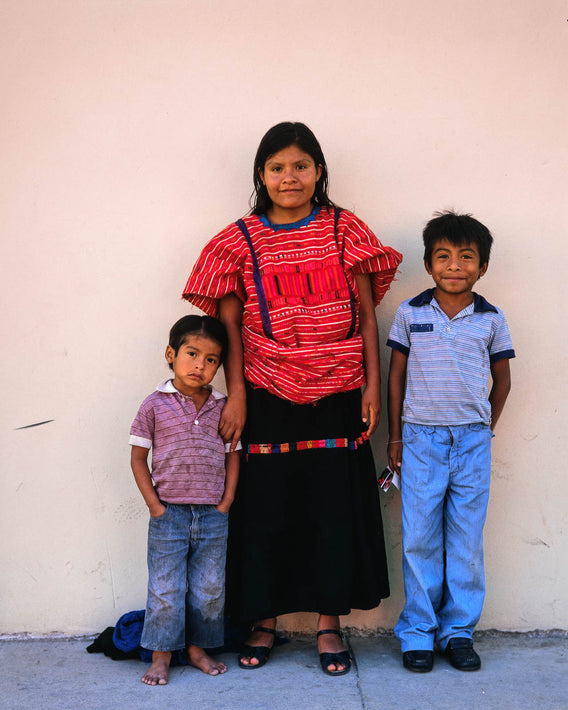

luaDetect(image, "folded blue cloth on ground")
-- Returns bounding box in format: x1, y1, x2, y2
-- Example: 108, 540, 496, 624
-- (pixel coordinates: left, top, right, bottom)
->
112, 610, 145, 652
112, 610, 187, 665
88, 611, 288, 665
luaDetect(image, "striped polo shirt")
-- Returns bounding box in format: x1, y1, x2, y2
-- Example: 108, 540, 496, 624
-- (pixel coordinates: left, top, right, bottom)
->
129, 380, 240, 505
387, 289, 515, 426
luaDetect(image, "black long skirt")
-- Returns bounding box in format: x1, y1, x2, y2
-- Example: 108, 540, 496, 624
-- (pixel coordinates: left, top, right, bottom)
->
226, 384, 390, 622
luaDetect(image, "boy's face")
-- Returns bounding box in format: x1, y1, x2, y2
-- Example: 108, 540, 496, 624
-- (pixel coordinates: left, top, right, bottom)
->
425, 239, 487, 297
165, 334, 222, 396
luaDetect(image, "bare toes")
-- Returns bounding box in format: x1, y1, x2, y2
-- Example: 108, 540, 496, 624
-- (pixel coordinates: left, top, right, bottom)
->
187, 646, 226, 676
240, 655, 259, 666
142, 672, 168, 686
213, 662, 227, 674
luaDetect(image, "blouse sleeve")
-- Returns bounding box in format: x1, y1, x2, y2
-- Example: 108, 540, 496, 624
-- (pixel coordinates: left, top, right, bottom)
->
182, 223, 248, 318
340, 211, 403, 307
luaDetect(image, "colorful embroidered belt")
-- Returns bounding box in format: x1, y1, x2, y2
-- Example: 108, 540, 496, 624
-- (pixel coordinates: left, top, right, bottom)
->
247, 430, 369, 455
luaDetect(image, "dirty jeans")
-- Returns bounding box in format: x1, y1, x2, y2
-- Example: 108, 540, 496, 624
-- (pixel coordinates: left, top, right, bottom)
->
395, 422, 493, 653
140, 503, 228, 652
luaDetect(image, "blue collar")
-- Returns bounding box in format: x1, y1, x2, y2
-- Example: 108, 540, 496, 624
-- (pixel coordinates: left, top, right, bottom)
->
408, 288, 498, 313
259, 206, 320, 231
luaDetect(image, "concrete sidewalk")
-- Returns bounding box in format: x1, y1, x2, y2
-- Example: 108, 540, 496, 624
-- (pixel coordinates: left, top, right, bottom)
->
1, 632, 566, 710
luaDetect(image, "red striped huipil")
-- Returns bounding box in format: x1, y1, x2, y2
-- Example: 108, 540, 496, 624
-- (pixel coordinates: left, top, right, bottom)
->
182, 207, 402, 404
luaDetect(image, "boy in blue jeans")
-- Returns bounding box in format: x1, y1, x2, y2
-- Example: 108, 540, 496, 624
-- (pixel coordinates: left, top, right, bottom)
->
387, 211, 514, 673
130, 316, 240, 685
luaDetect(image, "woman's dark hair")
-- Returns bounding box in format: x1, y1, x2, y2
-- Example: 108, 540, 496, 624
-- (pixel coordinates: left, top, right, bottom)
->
423, 210, 493, 267
250, 122, 337, 215
168, 315, 228, 368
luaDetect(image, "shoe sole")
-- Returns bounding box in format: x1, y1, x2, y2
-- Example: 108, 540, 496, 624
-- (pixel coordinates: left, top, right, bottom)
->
403, 660, 433, 673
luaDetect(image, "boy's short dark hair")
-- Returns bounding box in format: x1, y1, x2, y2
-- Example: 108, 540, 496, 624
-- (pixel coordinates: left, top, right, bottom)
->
423, 211, 493, 267
168, 315, 228, 368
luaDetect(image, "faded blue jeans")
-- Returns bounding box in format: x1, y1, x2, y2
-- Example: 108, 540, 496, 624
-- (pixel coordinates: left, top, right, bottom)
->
140, 503, 228, 652
395, 422, 493, 653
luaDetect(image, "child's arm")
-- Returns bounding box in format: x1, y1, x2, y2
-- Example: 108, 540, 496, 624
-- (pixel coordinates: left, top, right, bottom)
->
387, 348, 408, 475
356, 273, 381, 434
216, 450, 240, 514
489, 357, 512, 430
131, 445, 166, 518
218, 294, 246, 452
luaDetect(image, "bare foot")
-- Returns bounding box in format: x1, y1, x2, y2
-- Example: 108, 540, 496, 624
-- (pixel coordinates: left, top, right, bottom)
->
187, 645, 227, 675
142, 650, 171, 685
318, 615, 348, 673
239, 618, 276, 667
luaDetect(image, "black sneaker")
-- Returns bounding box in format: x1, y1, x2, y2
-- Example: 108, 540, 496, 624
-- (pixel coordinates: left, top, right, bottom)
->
402, 650, 434, 673
445, 638, 481, 671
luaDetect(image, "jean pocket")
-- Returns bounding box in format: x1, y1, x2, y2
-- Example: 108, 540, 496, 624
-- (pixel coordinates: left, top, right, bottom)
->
403, 422, 434, 444
468, 423, 493, 438
150, 502, 168, 520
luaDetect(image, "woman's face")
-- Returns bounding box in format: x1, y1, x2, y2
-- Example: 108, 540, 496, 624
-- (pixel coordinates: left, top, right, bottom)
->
259, 144, 322, 223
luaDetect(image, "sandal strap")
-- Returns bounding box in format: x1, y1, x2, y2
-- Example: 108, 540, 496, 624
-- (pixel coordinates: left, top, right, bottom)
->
252, 625, 277, 635
317, 628, 343, 638
319, 650, 350, 663
240, 644, 271, 656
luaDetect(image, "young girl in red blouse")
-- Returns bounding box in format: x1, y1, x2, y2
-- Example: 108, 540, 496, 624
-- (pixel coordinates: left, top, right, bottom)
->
183, 122, 402, 676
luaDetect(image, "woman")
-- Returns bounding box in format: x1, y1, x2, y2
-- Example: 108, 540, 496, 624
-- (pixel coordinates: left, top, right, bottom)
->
182, 122, 402, 675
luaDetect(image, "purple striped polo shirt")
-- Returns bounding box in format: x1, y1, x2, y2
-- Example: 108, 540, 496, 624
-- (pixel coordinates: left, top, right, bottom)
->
129, 379, 238, 505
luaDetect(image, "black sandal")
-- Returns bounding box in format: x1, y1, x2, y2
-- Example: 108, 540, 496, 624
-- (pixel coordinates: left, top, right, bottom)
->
238, 625, 277, 669
317, 629, 352, 676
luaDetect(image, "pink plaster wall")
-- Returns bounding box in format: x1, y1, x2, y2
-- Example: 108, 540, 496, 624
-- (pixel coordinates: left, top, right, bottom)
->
1, 0, 567, 634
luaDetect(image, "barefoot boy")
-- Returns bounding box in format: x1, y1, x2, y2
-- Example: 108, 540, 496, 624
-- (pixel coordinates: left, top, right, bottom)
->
130, 315, 240, 685
387, 211, 514, 673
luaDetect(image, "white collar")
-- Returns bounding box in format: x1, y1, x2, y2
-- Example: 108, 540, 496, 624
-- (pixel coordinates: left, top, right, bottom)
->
156, 378, 226, 400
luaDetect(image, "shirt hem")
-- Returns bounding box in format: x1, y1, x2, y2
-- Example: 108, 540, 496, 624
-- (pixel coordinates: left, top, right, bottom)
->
402, 417, 490, 427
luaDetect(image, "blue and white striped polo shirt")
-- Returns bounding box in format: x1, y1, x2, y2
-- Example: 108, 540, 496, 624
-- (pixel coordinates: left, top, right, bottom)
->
387, 289, 515, 426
